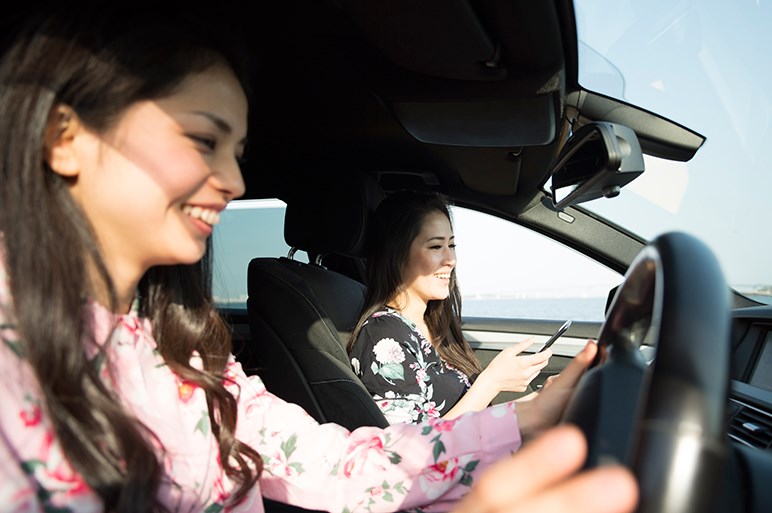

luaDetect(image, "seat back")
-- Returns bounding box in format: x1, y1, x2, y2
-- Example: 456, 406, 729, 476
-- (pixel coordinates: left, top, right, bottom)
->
245, 174, 388, 430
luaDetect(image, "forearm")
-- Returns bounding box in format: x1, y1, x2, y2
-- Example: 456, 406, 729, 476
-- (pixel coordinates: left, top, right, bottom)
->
243, 385, 522, 512
442, 375, 499, 420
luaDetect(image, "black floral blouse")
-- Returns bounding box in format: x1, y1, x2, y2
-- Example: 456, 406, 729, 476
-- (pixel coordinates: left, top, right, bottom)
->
349, 307, 471, 424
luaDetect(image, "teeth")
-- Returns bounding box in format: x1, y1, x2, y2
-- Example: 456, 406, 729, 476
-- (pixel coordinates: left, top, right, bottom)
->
182, 204, 220, 226
435, 273, 451, 279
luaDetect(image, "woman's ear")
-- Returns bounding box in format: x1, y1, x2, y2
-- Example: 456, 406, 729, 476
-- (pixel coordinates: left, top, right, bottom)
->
44, 105, 82, 177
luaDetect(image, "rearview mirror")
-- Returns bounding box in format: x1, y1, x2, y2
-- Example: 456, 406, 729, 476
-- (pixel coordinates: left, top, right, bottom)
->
550, 122, 644, 209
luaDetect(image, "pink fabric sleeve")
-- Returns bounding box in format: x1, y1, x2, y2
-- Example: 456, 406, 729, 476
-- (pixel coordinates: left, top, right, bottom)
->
0, 256, 42, 511
0, 431, 44, 512
226, 358, 522, 513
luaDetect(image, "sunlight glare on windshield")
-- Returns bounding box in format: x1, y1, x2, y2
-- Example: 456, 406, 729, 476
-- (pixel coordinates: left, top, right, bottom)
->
626, 156, 688, 215
573, 0, 772, 303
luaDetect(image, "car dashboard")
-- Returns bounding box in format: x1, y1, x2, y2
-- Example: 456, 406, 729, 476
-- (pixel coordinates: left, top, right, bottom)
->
728, 305, 772, 452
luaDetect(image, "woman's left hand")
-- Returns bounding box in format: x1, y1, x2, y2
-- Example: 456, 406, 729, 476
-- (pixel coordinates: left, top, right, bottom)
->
475, 338, 551, 395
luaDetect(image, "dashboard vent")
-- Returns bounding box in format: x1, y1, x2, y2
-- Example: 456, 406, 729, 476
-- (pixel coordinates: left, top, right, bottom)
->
728, 398, 772, 450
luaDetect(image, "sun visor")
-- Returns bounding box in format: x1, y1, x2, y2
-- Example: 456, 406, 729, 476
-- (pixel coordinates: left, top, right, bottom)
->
337, 0, 506, 81
391, 97, 556, 147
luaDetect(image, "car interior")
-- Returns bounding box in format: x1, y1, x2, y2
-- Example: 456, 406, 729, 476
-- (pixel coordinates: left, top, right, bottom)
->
3, 1, 771, 512
244, 173, 388, 431
229, 2, 772, 512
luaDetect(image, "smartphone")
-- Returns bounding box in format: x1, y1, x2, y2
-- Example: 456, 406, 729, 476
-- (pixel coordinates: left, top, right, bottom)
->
538, 320, 572, 353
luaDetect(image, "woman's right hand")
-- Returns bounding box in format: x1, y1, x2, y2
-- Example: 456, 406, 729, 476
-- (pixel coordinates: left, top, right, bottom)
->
443, 339, 553, 420
477, 338, 551, 394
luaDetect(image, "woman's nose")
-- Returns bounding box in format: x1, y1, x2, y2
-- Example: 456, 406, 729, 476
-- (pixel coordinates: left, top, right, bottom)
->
213, 156, 246, 201
444, 247, 456, 266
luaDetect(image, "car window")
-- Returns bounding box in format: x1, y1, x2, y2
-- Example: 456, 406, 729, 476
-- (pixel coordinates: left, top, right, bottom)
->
214, 201, 622, 319
451, 206, 622, 322
212, 199, 307, 307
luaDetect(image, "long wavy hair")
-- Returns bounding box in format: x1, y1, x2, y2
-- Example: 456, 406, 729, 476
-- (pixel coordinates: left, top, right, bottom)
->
349, 190, 483, 379
0, 11, 260, 512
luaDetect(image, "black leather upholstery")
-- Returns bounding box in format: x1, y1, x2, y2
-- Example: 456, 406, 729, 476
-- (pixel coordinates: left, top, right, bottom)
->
246, 173, 388, 431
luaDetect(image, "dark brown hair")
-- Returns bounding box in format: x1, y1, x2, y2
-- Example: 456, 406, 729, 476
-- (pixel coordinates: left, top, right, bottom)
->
349, 190, 483, 379
0, 11, 258, 512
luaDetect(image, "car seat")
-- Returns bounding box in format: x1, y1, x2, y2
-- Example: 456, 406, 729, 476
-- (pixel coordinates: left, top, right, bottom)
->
245, 173, 388, 431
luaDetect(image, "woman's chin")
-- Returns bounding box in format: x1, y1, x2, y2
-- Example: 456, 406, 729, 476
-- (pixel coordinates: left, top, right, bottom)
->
154, 246, 207, 268
433, 289, 451, 301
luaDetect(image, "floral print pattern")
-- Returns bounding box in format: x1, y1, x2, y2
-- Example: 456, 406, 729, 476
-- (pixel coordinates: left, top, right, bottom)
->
350, 308, 472, 424
370, 338, 406, 382
0, 254, 522, 512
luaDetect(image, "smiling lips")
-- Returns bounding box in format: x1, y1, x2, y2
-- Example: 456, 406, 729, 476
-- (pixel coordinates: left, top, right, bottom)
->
434, 272, 451, 280
182, 204, 221, 226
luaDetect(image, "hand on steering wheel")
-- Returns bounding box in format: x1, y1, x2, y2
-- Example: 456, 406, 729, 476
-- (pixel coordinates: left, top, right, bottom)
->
561, 232, 732, 513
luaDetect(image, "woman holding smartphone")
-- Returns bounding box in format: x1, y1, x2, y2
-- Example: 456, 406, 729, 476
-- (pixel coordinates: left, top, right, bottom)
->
348, 190, 566, 424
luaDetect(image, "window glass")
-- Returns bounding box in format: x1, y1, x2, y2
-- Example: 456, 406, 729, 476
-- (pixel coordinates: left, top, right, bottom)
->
212, 200, 622, 319
212, 199, 307, 307
451, 207, 622, 321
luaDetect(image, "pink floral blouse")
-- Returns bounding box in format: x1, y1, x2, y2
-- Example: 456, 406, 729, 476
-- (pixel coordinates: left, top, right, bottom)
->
0, 258, 523, 512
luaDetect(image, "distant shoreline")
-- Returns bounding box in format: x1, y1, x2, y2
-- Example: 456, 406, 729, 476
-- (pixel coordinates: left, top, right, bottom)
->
215, 292, 772, 321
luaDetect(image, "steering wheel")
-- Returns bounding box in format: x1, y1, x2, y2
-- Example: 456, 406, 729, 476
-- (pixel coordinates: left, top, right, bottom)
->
561, 231, 732, 513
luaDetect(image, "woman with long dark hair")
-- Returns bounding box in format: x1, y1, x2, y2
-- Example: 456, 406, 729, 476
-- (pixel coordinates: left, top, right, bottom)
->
349, 191, 552, 423
0, 10, 635, 513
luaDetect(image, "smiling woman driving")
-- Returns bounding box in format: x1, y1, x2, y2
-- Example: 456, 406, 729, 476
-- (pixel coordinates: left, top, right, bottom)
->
0, 9, 635, 513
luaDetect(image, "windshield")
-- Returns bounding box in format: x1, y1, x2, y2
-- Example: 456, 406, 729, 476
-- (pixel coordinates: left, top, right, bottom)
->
572, 0, 772, 304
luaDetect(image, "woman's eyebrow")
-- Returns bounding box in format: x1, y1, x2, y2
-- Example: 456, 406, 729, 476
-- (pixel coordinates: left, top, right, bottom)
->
191, 110, 248, 145
425, 235, 454, 242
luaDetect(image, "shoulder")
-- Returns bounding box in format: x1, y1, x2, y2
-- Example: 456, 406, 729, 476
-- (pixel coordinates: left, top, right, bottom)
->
350, 310, 423, 369
356, 310, 417, 347
363, 309, 406, 329
364, 308, 416, 331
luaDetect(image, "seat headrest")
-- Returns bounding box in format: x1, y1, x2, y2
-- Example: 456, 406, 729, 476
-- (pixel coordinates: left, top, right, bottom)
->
284, 173, 385, 258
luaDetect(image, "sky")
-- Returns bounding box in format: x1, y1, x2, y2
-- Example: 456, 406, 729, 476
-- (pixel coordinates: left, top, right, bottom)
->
572, 0, 772, 291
